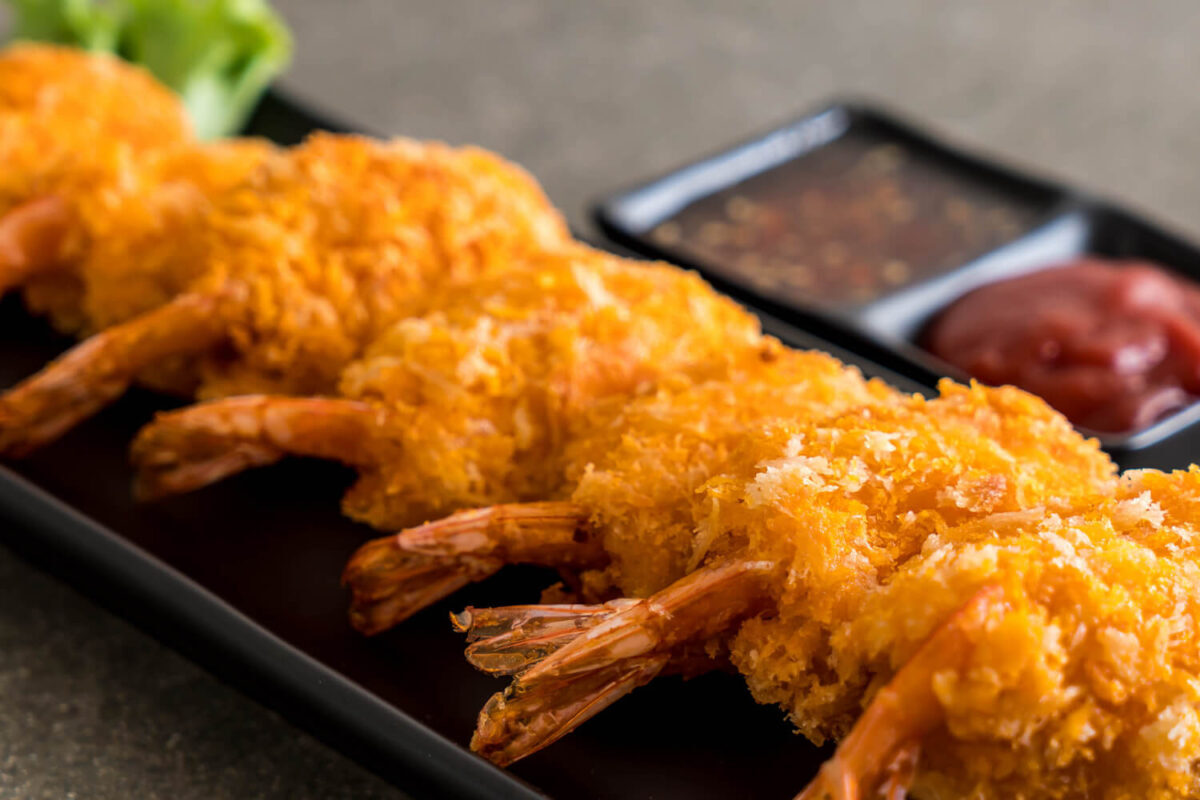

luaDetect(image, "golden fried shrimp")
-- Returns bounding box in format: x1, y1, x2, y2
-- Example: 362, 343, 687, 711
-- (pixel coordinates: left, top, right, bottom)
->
132, 247, 768, 528
793, 469, 1200, 799
339, 345, 895, 634
0, 132, 569, 454
0, 44, 191, 295
441, 381, 1117, 767
0, 44, 190, 144
21, 138, 276, 341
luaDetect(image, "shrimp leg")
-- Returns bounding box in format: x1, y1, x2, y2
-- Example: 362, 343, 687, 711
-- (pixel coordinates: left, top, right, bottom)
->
464, 558, 776, 764
344, 502, 605, 635
0, 292, 224, 456
0, 196, 73, 294
794, 585, 1008, 800
132, 395, 383, 500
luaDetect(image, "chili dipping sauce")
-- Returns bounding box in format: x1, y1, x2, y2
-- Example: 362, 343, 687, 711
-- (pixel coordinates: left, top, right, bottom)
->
649, 130, 1040, 305
924, 258, 1200, 433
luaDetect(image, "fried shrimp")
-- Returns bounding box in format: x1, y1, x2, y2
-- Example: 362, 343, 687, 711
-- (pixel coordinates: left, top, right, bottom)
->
797, 468, 1200, 799
0, 44, 190, 144
0, 44, 191, 299
0, 138, 277, 438
414, 381, 1119, 773
132, 246, 770, 531
22, 138, 277, 342
18, 42, 1200, 800
0, 132, 569, 455
340, 345, 896, 634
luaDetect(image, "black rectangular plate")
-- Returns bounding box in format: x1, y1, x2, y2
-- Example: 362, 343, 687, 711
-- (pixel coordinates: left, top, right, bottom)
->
594, 100, 1200, 469
0, 92, 929, 800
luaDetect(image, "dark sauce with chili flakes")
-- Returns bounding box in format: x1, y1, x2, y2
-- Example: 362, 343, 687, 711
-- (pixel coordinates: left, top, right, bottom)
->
649, 131, 1038, 306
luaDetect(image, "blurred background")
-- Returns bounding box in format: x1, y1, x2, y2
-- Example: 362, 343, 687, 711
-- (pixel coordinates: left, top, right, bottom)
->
280, 0, 1200, 237
0, 1, 1198, 797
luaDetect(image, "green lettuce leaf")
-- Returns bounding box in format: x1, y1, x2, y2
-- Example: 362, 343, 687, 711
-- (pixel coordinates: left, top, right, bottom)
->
3, 0, 293, 139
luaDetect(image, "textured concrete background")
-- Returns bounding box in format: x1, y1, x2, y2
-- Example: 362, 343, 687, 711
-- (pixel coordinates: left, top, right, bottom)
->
1, 1, 1199, 798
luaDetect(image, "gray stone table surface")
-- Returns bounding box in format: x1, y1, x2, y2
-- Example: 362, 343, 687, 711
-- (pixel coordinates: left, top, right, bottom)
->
1, 1, 1199, 798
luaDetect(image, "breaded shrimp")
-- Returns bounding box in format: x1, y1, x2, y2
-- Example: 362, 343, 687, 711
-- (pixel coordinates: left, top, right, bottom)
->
0, 44, 191, 297
0, 44, 189, 143
0, 132, 570, 454
22, 139, 276, 342
424, 381, 1116, 766
799, 468, 1200, 799
132, 247, 770, 534
341, 345, 896, 634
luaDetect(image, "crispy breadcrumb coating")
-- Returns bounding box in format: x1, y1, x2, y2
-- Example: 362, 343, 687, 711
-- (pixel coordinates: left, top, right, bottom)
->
184, 132, 571, 397
710, 381, 1114, 741
0, 44, 191, 240
810, 468, 1200, 799
565, 348, 898, 598
1, 130, 574, 457
0, 44, 193, 332
567, 380, 1113, 609
23, 139, 276, 341
612, 376, 1193, 797
0, 44, 190, 146
336, 245, 766, 525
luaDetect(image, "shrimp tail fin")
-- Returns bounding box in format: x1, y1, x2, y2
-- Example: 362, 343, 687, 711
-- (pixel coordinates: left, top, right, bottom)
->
133, 439, 284, 501
462, 558, 775, 765
455, 600, 639, 675
0, 292, 222, 457
343, 502, 601, 635
472, 654, 669, 767
794, 585, 1008, 800
131, 395, 381, 499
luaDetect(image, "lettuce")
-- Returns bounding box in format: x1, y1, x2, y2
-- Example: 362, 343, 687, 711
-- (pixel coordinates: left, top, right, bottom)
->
3, 0, 293, 139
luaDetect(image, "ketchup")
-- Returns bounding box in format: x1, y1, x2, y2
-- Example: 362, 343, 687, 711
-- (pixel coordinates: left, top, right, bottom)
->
924, 259, 1200, 433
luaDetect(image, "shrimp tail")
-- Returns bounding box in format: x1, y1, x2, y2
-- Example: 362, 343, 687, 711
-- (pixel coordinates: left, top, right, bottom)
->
132, 395, 382, 500
0, 292, 224, 457
472, 654, 669, 767
463, 558, 776, 765
455, 600, 640, 675
343, 502, 603, 635
794, 585, 1008, 800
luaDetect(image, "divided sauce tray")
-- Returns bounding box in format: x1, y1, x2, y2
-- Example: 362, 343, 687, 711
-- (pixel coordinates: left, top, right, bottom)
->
595, 100, 1200, 470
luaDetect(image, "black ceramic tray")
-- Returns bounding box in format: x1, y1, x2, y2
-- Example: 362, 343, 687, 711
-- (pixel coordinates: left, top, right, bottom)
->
0, 92, 930, 800
594, 101, 1200, 470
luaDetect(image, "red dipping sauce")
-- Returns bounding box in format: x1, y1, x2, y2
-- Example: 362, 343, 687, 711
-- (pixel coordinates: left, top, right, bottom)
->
924, 259, 1200, 433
